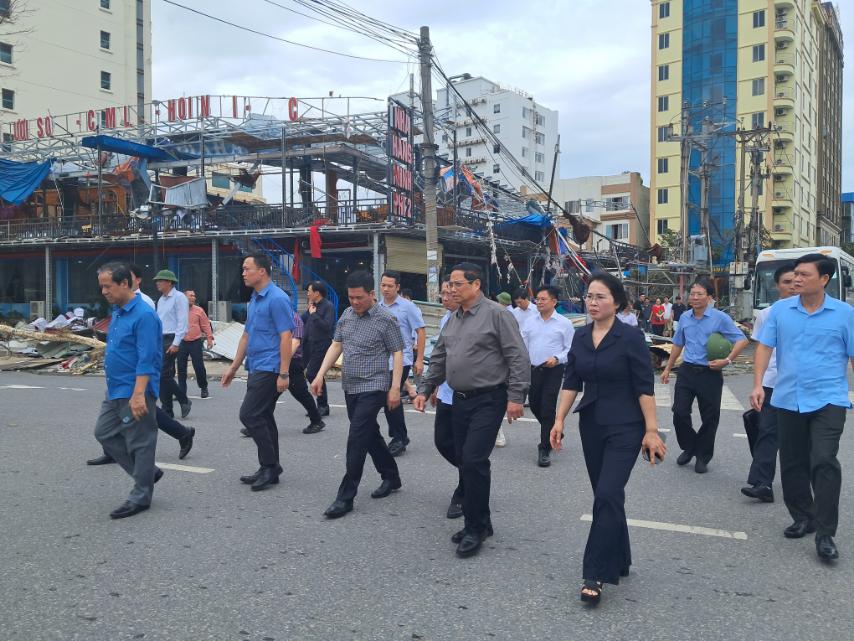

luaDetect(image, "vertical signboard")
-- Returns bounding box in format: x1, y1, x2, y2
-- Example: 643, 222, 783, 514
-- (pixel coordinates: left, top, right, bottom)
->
387, 98, 414, 222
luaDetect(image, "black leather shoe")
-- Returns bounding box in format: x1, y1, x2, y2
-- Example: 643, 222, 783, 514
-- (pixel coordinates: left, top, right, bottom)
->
388, 440, 407, 457
109, 501, 149, 519
446, 499, 463, 519
694, 458, 708, 474
324, 499, 353, 519
537, 447, 551, 468
86, 454, 115, 466
451, 524, 494, 544
302, 421, 325, 434
816, 534, 839, 561
154, 467, 164, 484
240, 427, 250, 438
241, 464, 282, 485
178, 427, 195, 460
250, 466, 280, 492
784, 520, 816, 539
200, 388, 209, 399
741, 485, 774, 502
456, 530, 489, 558
180, 400, 192, 419
677, 450, 693, 466
318, 405, 330, 417
371, 478, 402, 498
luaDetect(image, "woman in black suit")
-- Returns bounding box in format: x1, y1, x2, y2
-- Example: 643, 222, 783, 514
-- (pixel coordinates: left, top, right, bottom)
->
550, 274, 666, 605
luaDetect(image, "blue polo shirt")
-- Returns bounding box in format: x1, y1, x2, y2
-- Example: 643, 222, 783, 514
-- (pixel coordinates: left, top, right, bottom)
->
758, 294, 854, 413
379, 295, 425, 368
105, 295, 162, 400
245, 282, 295, 374
672, 305, 745, 365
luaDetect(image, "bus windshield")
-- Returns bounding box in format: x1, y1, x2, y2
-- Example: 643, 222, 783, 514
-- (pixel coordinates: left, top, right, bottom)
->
754, 258, 840, 309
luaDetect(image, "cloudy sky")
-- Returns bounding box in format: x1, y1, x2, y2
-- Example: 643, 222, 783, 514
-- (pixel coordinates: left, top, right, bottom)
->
151, 0, 854, 191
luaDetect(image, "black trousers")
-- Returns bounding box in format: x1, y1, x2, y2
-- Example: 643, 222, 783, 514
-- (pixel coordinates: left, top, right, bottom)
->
155, 405, 192, 441
451, 386, 507, 534
239, 371, 283, 467
434, 400, 463, 501
383, 365, 411, 444
579, 409, 643, 585
304, 341, 330, 409
337, 390, 400, 502
177, 338, 208, 395
529, 365, 565, 451
747, 386, 778, 487
777, 404, 846, 536
288, 357, 321, 424
160, 334, 189, 414
672, 364, 723, 463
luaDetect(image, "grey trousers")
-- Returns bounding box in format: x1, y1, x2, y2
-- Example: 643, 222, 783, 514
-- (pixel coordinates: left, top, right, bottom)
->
95, 395, 158, 506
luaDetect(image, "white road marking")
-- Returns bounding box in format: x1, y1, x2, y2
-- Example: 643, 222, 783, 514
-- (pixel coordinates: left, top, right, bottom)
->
733, 433, 748, 438
58, 387, 87, 391
581, 514, 747, 540
720, 386, 745, 411
654, 383, 671, 408
0, 384, 45, 390
658, 428, 671, 433
155, 462, 214, 474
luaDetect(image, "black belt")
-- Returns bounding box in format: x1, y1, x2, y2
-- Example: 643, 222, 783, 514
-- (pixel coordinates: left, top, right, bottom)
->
680, 362, 709, 370
532, 363, 564, 371
453, 384, 506, 400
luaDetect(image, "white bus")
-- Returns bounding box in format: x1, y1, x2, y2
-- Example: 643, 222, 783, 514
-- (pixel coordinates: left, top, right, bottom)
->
753, 246, 854, 313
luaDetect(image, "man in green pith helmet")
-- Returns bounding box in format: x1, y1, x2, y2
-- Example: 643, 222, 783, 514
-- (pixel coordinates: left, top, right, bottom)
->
660, 278, 748, 474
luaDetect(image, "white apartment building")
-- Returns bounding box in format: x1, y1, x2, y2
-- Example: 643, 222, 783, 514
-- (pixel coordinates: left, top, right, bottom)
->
0, 0, 151, 128
434, 75, 559, 193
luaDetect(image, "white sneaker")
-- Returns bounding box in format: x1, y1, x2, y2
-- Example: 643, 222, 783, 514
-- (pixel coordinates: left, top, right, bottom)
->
495, 427, 507, 448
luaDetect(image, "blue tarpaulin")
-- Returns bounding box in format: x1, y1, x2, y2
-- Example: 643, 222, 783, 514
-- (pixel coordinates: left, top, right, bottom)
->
495, 213, 553, 229
81, 135, 182, 161
0, 159, 52, 204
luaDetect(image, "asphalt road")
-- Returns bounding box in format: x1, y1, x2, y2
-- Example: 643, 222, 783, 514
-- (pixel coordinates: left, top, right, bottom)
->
1, 370, 853, 641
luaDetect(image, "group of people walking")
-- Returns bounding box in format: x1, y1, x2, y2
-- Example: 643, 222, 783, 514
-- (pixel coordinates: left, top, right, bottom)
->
91, 250, 852, 606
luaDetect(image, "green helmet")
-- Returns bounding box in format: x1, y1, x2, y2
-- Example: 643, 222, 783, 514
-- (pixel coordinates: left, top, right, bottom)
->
706, 332, 732, 361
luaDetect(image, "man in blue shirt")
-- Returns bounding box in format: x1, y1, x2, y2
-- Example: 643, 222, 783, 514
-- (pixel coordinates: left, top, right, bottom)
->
222, 252, 295, 492
751, 253, 854, 561
661, 278, 748, 473
94, 262, 163, 519
378, 270, 426, 456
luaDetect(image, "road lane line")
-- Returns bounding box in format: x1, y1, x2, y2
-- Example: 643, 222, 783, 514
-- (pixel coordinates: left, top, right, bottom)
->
581, 514, 747, 540
58, 387, 88, 391
155, 462, 214, 474
654, 383, 671, 408
0, 384, 45, 390
733, 433, 747, 438
720, 386, 744, 411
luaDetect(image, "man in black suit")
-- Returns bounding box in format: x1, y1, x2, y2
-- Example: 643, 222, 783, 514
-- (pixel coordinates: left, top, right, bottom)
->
301, 281, 335, 417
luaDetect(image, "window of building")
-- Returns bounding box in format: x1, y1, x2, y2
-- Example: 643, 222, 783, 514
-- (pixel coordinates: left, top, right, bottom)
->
441, 133, 448, 143
657, 219, 669, 235
752, 77, 765, 96
607, 196, 629, 210
100, 30, 110, 50
0, 42, 11, 64
100, 0, 111, 8
211, 174, 230, 189
493, 163, 500, 174
658, 32, 670, 50
751, 111, 765, 129
493, 103, 500, 114
465, 126, 472, 137
0, 0, 11, 15
522, 126, 529, 139
657, 95, 669, 112
535, 113, 545, 126
1, 132, 11, 151
493, 143, 500, 153
521, 147, 528, 157
101, 71, 111, 90
535, 171, 545, 182
465, 147, 471, 158
657, 125, 672, 142
535, 152, 545, 164
657, 188, 668, 204
607, 223, 629, 240
658, 64, 669, 81
659, 2, 670, 19
1, 88, 13, 110
657, 157, 669, 173
522, 106, 529, 118
535, 132, 545, 145
752, 43, 765, 62
493, 123, 500, 134
753, 9, 765, 28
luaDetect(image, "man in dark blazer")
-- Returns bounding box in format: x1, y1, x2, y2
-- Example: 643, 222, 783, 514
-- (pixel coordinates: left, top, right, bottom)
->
301, 281, 335, 416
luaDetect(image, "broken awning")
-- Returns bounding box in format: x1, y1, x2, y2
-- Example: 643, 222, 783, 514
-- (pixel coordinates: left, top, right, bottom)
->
0, 159, 52, 204
81, 135, 179, 162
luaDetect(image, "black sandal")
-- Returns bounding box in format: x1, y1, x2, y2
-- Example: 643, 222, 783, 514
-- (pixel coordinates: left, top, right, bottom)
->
580, 580, 603, 605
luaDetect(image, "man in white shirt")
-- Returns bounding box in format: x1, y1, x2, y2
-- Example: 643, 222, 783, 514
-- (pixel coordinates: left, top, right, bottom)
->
154, 270, 192, 419
521, 285, 576, 468
742, 263, 796, 503
663, 296, 673, 336
509, 287, 538, 329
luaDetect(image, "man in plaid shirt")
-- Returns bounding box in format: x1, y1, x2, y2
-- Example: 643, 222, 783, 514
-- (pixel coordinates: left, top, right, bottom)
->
311, 270, 405, 519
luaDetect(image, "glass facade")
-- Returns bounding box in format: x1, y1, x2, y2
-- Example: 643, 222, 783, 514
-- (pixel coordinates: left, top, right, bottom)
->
682, 0, 738, 264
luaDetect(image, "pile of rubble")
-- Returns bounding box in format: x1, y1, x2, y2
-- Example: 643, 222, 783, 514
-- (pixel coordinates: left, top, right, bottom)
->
0, 322, 106, 373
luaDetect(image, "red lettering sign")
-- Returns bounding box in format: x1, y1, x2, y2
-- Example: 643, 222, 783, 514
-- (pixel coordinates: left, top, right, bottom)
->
87, 110, 96, 131
288, 96, 299, 121
102, 107, 116, 129
199, 95, 210, 118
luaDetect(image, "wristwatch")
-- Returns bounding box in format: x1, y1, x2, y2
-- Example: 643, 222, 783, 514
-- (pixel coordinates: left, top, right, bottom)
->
278, 373, 290, 379
724, 358, 732, 366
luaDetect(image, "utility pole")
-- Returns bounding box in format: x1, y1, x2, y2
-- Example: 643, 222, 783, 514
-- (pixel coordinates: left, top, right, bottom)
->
419, 25, 440, 302
678, 101, 691, 263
